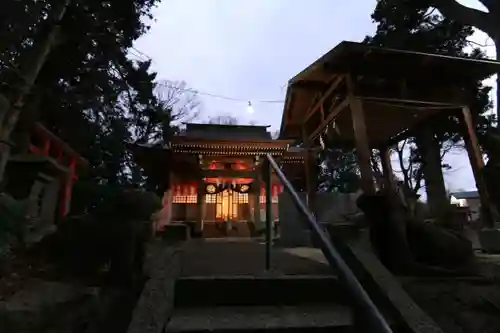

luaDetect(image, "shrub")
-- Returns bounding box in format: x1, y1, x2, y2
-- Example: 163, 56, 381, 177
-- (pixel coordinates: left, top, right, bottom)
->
0, 193, 30, 259
47, 189, 162, 285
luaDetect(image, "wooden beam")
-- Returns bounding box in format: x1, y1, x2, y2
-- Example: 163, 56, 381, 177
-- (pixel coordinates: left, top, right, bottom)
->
304, 75, 345, 123
302, 148, 318, 212
305, 91, 322, 121
202, 169, 258, 179
358, 96, 463, 107
33, 123, 88, 168
347, 75, 375, 194
290, 80, 329, 90
461, 106, 496, 228
305, 98, 349, 146
384, 110, 455, 147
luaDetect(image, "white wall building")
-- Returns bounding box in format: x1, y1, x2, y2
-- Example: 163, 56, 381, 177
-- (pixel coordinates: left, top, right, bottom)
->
450, 191, 480, 221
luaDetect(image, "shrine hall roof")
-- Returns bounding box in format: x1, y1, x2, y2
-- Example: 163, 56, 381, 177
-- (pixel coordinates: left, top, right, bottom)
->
179, 123, 273, 141
279, 40, 500, 141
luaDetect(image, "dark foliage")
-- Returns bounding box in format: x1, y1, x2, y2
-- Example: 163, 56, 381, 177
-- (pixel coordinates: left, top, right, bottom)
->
364, 0, 494, 194
0, 0, 180, 214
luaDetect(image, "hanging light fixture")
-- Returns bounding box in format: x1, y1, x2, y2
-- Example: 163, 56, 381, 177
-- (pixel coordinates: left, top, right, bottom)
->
247, 101, 254, 114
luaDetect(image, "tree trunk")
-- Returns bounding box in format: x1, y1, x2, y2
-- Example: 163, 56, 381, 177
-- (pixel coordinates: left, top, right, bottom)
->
496, 37, 500, 128
0, 0, 70, 185
416, 126, 450, 225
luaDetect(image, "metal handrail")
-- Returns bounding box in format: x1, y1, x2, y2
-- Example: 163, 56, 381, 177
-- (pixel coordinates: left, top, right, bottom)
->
265, 154, 393, 333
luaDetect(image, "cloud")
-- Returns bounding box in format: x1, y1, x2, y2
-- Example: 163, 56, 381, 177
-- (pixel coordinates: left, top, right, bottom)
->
133, 0, 377, 129
134, 0, 492, 193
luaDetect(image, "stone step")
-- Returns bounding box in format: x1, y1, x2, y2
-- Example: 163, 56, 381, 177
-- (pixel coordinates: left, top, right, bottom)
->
202, 222, 255, 238
174, 275, 348, 307
165, 305, 353, 333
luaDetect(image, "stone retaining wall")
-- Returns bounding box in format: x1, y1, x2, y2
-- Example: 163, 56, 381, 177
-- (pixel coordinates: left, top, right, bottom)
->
126, 241, 185, 333
278, 191, 360, 247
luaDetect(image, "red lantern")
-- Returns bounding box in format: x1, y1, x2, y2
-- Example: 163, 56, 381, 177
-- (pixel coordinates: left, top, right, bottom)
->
190, 184, 197, 196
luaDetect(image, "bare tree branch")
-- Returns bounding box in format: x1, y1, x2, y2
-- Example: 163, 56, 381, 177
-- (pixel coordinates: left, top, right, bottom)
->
431, 0, 495, 37
467, 38, 495, 48
413, 167, 424, 194
396, 139, 411, 189
155, 80, 200, 124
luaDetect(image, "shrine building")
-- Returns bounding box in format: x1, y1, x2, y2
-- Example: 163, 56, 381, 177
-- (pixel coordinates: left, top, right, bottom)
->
130, 123, 306, 238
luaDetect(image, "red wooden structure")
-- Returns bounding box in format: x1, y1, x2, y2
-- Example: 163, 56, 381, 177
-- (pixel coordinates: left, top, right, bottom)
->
27, 122, 88, 216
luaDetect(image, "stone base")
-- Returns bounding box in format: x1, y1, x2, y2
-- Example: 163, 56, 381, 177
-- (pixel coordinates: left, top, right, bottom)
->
160, 223, 190, 242
478, 229, 500, 253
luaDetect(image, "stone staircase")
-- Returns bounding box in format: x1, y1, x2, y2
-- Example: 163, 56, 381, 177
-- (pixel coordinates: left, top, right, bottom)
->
202, 222, 255, 238
165, 275, 355, 332
127, 239, 443, 333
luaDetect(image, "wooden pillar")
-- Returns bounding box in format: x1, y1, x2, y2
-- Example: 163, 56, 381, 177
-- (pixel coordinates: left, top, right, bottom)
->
264, 159, 272, 271
379, 146, 395, 192
59, 158, 76, 217
462, 106, 496, 227
248, 191, 255, 223
303, 149, 317, 213
347, 75, 375, 194
197, 179, 205, 235
252, 182, 260, 227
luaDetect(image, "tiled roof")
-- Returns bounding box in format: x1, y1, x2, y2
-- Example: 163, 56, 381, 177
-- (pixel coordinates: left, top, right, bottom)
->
451, 191, 479, 199
181, 123, 272, 141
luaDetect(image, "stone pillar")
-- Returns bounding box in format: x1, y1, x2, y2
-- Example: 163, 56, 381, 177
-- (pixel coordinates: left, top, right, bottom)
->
155, 189, 172, 231
27, 180, 45, 217
279, 191, 312, 247
39, 177, 61, 224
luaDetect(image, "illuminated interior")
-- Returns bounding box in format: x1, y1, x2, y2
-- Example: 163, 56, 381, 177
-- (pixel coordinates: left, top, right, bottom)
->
206, 189, 248, 220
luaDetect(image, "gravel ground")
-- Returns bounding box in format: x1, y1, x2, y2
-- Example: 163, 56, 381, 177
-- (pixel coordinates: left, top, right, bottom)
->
402, 277, 500, 333
400, 259, 500, 333
179, 238, 334, 277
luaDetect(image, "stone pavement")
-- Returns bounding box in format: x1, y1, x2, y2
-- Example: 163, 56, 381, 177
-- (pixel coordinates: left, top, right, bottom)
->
179, 238, 334, 277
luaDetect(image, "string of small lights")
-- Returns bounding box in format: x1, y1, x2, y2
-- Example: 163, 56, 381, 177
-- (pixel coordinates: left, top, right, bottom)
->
129, 47, 286, 112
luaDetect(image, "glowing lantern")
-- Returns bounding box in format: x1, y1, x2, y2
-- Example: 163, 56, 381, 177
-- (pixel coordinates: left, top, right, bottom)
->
206, 184, 216, 194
